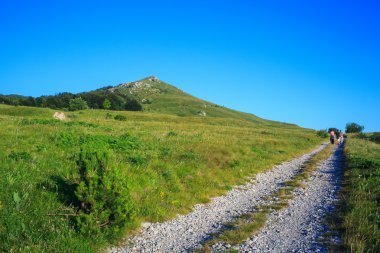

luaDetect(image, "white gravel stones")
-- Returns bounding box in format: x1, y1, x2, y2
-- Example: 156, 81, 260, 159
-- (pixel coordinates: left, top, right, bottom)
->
238, 144, 343, 253
109, 144, 328, 253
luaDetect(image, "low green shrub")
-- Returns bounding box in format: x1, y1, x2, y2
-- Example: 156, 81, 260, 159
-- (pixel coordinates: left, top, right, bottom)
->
128, 154, 147, 166
80, 134, 141, 152
53, 131, 78, 148
53, 132, 142, 152
8, 151, 32, 161
73, 146, 136, 240
230, 159, 241, 168
109, 134, 141, 151
20, 118, 61, 126
114, 115, 127, 121
105, 113, 113, 119
65, 121, 99, 128
167, 130, 178, 137
20, 118, 98, 128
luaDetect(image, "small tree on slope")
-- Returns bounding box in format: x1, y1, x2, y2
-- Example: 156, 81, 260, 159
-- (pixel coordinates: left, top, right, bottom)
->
345, 122, 364, 133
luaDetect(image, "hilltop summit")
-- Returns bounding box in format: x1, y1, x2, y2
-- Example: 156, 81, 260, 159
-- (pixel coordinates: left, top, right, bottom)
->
108, 76, 265, 123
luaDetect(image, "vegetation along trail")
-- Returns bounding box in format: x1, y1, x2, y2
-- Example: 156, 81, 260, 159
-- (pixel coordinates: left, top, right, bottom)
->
110, 143, 337, 253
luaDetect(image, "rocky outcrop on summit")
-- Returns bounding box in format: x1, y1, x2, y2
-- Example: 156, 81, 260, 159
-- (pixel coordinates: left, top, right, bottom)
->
148, 76, 160, 82
120, 82, 161, 95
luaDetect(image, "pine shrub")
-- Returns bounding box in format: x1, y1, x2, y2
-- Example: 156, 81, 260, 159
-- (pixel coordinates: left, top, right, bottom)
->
74, 146, 135, 240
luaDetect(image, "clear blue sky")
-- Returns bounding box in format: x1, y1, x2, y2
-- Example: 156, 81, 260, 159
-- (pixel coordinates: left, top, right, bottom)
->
1, 0, 379, 132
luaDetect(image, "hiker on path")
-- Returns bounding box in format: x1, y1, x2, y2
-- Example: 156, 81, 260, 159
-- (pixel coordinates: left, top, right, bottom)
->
338, 131, 344, 144
330, 130, 335, 144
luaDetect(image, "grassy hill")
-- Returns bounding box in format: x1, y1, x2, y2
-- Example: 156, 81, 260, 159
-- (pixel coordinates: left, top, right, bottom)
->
111, 76, 268, 123
0, 82, 326, 252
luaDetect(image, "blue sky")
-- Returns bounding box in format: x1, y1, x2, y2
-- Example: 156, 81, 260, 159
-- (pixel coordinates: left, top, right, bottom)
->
1, 0, 379, 132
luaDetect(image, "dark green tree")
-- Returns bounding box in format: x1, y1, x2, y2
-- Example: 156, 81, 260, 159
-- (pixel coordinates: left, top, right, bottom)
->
328, 127, 340, 134
125, 99, 143, 111
69, 97, 89, 111
35, 96, 48, 107
55, 92, 75, 108
346, 122, 364, 133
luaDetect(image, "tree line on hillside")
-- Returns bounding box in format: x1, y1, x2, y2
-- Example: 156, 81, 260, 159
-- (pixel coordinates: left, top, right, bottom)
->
0, 87, 142, 111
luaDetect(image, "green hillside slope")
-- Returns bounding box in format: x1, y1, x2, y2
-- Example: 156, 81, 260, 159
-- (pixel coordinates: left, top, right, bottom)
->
112, 76, 268, 124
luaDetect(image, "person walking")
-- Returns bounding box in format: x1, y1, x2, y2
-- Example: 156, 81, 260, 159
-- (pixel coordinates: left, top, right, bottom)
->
330, 130, 335, 144
339, 131, 344, 144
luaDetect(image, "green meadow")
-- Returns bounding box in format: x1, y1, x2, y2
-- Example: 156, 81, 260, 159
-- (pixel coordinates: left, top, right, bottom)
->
0, 104, 325, 252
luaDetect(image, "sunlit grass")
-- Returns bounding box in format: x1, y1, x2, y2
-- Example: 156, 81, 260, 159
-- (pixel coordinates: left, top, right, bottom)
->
328, 134, 380, 253
0, 104, 325, 252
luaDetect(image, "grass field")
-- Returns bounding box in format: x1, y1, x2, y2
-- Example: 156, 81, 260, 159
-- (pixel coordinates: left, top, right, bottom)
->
330, 134, 380, 252
0, 104, 325, 252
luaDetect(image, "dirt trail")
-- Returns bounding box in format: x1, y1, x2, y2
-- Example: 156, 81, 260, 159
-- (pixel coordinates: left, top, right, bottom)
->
237, 144, 343, 252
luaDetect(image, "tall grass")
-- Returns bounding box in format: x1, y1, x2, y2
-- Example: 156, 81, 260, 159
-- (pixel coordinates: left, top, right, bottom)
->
332, 134, 380, 252
0, 104, 325, 252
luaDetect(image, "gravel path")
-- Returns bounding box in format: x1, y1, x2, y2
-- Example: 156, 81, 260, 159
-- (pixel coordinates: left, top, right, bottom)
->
238, 143, 343, 253
110, 144, 328, 253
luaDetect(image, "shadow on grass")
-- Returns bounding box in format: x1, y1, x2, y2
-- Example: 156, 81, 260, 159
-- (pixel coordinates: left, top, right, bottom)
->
36, 176, 81, 230
39, 175, 81, 208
